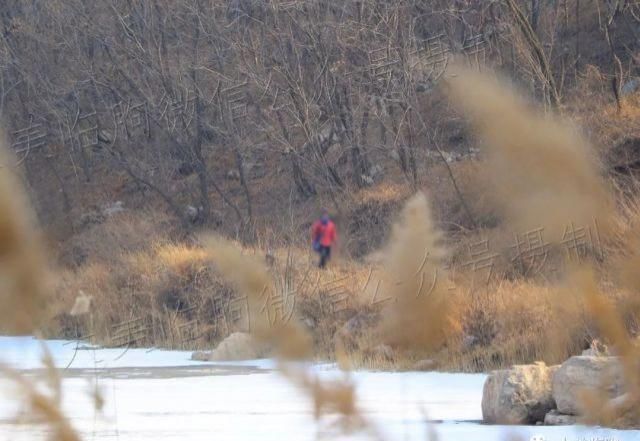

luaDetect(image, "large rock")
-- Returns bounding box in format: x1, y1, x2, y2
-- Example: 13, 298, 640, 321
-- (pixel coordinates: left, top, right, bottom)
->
604, 392, 640, 429
544, 409, 577, 425
191, 332, 269, 361
552, 356, 624, 415
482, 362, 556, 424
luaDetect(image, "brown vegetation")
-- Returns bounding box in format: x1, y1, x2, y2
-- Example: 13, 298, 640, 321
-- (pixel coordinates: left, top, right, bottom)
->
3, 0, 640, 435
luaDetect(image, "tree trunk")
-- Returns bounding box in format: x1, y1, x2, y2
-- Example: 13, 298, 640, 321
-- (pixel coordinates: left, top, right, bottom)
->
505, 0, 561, 109
191, 8, 212, 224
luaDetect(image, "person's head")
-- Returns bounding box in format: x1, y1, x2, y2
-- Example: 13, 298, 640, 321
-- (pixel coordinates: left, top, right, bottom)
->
320, 211, 329, 225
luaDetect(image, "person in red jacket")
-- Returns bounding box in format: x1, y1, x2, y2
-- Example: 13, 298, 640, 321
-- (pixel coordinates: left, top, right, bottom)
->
311, 212, 337, 268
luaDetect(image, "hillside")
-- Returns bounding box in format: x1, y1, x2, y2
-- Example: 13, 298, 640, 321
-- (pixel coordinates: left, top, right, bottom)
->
1, 0, 640, 374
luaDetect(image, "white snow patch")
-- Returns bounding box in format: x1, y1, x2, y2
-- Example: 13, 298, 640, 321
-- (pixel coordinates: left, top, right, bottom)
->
0, 336, 224, 369
0, 337, 638, 441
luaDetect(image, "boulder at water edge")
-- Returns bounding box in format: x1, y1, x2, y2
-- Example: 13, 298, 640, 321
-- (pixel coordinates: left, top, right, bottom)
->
552, 356, 624, 415
482, 362, 557, 424
191, 332, 269, 361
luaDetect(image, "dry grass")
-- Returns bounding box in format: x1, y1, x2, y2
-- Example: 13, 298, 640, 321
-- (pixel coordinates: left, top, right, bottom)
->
560, 267, 640, 428
50, 235, 221, 347
200, 234, 385, 438
155, 243, 210, 275
377, 192, 462, 352
442, 277, 591, 372
444, 66, 640, 427
447, 64, 614, 245
569, 65, 640, 151
0, 138, 49, 334
4, 60, 640, 439
0, 137, 84, 439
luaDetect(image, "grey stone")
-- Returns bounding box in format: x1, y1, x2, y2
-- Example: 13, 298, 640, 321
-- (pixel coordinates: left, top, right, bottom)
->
191, 332, 269, 361
544, 409, 577, 425
102, 201, 124, 217
552, 356, 624, 415
621, 78, 640, 97
482, 361, 556, 424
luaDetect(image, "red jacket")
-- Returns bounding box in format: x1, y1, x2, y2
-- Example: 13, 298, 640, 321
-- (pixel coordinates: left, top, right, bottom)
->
311, 220, 337, 247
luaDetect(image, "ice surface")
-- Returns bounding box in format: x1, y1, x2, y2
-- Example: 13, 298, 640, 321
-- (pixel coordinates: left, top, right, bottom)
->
0, 337, 638, 441
0, 336, 218, 369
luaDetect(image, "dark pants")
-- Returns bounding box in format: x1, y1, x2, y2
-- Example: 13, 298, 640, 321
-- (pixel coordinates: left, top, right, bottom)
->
318, 245, 331, 268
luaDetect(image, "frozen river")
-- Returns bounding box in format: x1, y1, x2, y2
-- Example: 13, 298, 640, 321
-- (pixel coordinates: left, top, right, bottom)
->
0, 336, 638, 441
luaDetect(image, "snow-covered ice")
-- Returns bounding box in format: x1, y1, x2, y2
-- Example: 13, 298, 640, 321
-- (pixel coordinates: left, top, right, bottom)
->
0, 336, 215, 369
0, 337, 638, 441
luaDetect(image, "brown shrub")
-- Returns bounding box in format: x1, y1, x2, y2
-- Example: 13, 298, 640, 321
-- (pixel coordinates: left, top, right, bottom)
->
447, 65, 614, 245
377, 192, 463, 354
0, 138, 49, 334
